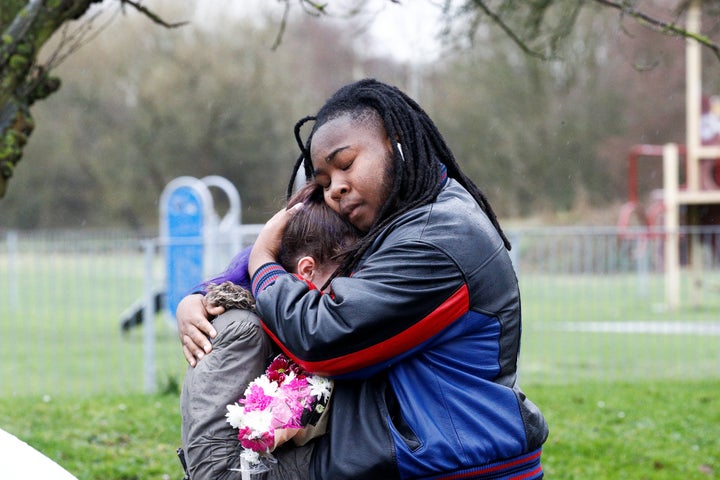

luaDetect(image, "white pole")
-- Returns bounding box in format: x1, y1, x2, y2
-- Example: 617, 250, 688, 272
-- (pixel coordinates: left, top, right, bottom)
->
685, 0, 701, 191
142, 240, 157, 394
663, 143, 680, 310
685, 0, 704, 307
7, 230, 19, 311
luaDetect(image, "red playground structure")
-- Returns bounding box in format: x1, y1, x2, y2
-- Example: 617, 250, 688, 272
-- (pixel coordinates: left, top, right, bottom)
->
617, 144, 720, 240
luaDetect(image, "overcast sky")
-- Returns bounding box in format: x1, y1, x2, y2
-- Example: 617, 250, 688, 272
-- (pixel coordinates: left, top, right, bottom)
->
192, 0, 445, 63
363, 0, 444, 62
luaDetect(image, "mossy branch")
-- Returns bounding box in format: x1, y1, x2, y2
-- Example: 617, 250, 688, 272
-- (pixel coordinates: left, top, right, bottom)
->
0, 0, 184, 198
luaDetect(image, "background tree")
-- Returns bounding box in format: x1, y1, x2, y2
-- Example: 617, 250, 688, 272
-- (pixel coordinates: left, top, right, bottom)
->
425, 2, 714, 218
3, 0, 720, 227
442, 0, 720, 60
425, 11, 627, 217
0, 5, 406, 228
0, 0, 187, 198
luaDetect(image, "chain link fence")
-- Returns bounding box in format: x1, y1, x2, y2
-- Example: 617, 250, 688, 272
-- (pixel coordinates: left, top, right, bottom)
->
1, 226, 719, 397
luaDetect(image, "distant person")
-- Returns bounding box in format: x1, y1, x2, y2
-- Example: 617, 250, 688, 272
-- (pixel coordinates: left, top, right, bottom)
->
700, 94, 720, 189
180, 182, 358, 479
178, 78, 548, 479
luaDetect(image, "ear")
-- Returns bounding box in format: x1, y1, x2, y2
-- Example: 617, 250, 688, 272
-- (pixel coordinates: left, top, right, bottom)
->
296, 256, 317, 282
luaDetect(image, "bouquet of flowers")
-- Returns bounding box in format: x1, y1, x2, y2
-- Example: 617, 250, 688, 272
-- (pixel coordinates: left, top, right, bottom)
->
225, 353, 333, 475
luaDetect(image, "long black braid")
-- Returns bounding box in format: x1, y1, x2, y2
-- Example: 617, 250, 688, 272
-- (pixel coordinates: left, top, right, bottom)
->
287, 78, 511, 281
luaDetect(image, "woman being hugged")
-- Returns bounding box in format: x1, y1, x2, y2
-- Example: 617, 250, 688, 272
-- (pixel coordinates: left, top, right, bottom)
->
180, 183, 358, 479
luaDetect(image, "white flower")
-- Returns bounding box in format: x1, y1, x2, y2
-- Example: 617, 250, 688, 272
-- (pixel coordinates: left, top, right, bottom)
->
244, 375, 279, 398
226, 403, 245, 429
307, 376, 333, 403
243, 408, 274, 435
240, 448, 262, 466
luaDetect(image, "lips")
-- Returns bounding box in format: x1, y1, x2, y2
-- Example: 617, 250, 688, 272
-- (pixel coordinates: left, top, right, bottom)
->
340, 202, 361, 221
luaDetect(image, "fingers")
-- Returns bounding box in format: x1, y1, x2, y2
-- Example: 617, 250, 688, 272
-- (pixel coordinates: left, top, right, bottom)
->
201, 296, 223, 334
181, 327, 212, 367
286, 201, 304, 215
182, 343, 198, 367
176, 294, 218, 366
177, 293, 217, 337
187, 321, 213, 352
181, 336, 209, 367
249, 205, 301, 276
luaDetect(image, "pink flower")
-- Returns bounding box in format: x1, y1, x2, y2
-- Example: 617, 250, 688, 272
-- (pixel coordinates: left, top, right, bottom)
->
282, 375, 312, 399
238, 427, 274, 453
241, 382, 274, 412
268, 396, 297, 429
266, 355, 306, 384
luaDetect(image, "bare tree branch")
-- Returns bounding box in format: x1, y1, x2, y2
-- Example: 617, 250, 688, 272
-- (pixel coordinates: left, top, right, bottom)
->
592, 0, 720, 60
119, 0, 188, 28
455, 0, 720, 62
470, 0, 548, 59
271, 1, 293, 50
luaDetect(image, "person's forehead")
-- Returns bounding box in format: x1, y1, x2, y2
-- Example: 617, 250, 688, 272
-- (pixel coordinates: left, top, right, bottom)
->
311, 115, 383, 155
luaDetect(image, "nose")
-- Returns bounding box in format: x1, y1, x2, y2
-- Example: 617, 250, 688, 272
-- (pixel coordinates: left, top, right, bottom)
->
328, 180, 349, 201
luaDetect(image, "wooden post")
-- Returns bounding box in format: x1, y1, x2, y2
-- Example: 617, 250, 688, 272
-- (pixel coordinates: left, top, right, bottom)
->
663, 143, 680, 310
685, 0, 703, 307
686, 0, 701, 192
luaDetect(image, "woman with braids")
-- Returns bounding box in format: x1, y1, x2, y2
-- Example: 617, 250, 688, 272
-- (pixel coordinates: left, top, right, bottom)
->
177, 78, 548, 479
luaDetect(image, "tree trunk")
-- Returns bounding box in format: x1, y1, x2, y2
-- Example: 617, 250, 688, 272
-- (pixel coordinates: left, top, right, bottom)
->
1, 0, 101, 198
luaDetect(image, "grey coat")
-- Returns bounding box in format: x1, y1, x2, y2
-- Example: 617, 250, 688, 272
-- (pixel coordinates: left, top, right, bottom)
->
180, 309, 275, 479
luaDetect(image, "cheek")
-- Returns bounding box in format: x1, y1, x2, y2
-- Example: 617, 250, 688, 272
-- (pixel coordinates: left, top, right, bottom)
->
368, 168, 391, 204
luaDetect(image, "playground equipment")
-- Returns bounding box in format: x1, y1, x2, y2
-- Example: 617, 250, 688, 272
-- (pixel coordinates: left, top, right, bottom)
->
617, 144, 720, 269
617, 0, 720, 309
618, 144, 720, 234
120, 175, 262, 331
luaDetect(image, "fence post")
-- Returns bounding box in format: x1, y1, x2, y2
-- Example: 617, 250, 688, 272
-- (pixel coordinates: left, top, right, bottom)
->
508, 231, 520, 276
6, 230, 19, 311
636, 237, 648, 298
142, 239, 157, 394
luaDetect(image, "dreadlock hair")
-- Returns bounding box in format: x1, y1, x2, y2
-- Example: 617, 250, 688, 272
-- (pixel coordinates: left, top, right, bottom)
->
287, 78, 511, 281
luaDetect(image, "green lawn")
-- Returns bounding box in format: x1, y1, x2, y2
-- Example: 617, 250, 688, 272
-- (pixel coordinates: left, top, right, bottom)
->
0, 251, 188, 397
2, 251, 718, 395
0, 380, 717, 479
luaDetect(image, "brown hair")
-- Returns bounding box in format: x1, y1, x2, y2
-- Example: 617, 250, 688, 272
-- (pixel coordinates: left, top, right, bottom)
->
278, 182, 360, 275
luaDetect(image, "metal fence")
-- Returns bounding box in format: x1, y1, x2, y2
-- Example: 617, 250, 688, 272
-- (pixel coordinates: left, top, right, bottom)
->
1, 226, 719, 397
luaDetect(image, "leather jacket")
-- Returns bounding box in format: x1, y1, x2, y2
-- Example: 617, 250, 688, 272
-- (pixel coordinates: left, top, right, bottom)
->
253, 179, 548, 479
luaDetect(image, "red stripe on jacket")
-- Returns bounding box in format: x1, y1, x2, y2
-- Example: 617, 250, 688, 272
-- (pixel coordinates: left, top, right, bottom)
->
263, 284, 470, 377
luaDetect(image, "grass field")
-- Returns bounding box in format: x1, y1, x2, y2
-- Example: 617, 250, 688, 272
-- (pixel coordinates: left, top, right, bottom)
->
1, 251, 188, 396
0, 380, 717, 479
1, 248, 719, 395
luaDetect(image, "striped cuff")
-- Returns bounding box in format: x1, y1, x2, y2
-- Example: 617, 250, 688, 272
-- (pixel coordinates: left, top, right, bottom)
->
252, 262, 288, 298
429, 448, 543, 480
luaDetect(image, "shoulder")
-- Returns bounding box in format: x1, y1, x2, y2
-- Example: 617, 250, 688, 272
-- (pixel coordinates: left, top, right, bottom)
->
210, 308, 263, 347
382, 179, 504, 252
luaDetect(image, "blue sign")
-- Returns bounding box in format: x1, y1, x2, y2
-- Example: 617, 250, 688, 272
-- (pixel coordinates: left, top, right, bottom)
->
164, 185, 205, 321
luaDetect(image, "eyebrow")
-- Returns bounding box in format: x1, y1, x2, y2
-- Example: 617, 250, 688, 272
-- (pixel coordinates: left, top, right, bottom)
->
313, 145, 350, 176
325, 146, 350, 164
